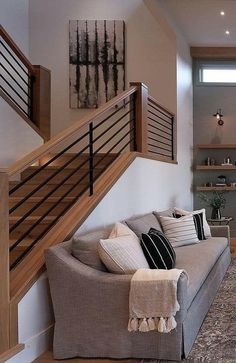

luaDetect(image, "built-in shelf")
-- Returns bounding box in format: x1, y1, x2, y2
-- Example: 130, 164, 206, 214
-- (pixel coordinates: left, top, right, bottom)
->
197, 186, 236, 191
197, 144, 236, 149
196, 165, 236, 170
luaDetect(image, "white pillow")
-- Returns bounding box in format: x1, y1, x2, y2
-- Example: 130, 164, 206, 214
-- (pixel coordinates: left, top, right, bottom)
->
109, 222, 136, 238
158, 214, 199, 247
98, 233, 149, 274
174, 207, 211, 238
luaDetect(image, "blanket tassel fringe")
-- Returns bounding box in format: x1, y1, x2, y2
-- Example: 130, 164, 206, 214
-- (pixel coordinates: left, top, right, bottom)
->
128, 316, 177, 333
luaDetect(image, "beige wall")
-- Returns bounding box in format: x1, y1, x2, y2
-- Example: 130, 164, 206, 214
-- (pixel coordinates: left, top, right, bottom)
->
29, 0, 177, 136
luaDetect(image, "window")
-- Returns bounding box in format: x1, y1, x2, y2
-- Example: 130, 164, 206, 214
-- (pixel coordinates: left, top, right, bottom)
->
196, 61, 236, 85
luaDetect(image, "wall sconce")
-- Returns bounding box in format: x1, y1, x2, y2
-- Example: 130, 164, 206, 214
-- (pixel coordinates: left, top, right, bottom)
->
213, 108, 224, 126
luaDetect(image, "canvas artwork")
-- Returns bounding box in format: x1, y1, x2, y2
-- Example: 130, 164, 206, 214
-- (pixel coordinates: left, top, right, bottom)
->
69, 20, 125, 109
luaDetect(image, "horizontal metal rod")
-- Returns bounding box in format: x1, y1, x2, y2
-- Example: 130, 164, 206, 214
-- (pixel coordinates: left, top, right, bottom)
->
93, 99, 131, 131
94, 119, 133, 155
148, 143, 172, 153
9, 144, 90, 215
9, 155, 93, 231
148, 102, 172, 120
0, 85, 29, 117
10, 182, 90, 269
148, 120, 172, 136
148, 110, 172, 129
148, 136, 171, 148
0, 74, 30, 107
0, 51, 31, 87
1, 63, 31, 98
148, 128, 172, 142
10, 168, 92, 250
10, 131, 90, 195
0, 40, 30, 77
93, 108, 134, 144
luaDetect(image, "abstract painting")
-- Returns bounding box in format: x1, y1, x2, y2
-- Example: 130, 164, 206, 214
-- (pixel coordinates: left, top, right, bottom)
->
69, 20, 125, 109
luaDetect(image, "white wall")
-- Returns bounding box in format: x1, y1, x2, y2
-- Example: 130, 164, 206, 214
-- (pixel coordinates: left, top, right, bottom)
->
0, 0, 29, 56
0, 0, 43, 167
0, 100, 43, 167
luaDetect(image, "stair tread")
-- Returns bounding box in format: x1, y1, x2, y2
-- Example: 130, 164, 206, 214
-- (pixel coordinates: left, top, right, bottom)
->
9, 215, 56, 223
10, 238, 33, 248
9, 196, 76, 202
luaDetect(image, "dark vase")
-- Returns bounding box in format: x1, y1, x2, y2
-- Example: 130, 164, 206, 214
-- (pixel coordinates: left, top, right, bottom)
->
211, 207, 221, 220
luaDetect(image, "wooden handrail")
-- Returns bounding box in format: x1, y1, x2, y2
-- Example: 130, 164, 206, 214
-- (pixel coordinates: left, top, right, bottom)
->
0, 25, 35, 75
7, 86, 138, 177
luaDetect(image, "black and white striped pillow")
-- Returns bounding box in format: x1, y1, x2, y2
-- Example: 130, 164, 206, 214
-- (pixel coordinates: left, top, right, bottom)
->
174, 212, 206, 241
140, 228, 176, 269
158, 214, 199, 247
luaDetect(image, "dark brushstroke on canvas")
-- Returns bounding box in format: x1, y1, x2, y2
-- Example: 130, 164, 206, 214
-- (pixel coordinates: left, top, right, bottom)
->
95, 20, 99, 107
76, 20, 81, 108
101, 20, 109, 102
113, 21, 118, 96
85, 20, 90, 108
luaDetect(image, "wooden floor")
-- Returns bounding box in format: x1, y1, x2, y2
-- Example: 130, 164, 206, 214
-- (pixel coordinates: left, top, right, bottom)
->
34, 351, 138, 363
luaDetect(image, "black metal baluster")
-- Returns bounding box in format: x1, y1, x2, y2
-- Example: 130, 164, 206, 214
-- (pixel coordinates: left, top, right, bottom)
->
89, 122, 94, 196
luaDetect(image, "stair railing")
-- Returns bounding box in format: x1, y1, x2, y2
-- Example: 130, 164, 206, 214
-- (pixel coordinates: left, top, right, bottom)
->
0, 82, 176, 353
0, 25, 51, 140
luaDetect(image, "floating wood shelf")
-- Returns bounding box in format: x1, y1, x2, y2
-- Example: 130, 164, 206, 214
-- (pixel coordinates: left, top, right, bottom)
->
196, 186, 236, 191
196, 165, 236, 170
197, 144, 236, 149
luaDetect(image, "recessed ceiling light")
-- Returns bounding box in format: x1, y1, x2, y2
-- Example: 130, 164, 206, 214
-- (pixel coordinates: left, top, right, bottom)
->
225, 30, 230, 35
220, 11, 225, 16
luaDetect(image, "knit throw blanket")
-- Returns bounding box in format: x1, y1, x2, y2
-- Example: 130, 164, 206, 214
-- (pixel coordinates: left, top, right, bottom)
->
128, 268, 187, 333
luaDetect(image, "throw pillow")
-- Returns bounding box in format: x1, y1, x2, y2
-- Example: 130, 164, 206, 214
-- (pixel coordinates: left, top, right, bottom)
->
141, 228, 176, 269
158, 215, 199, 247
72, 229, 110, 271
173, 212, 206, 241
174, 207, 211, 238
125, 213, 162, 238
109, 222, 137, 238
98, 234, 149, 274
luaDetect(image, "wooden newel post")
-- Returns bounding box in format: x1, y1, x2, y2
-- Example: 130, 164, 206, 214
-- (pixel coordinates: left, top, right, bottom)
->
32, 65, 51, 141
130, 82, 148, 153
0, 171, 10, 353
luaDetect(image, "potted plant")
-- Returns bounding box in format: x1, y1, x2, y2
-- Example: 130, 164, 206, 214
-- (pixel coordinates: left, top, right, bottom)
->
199, 191, 227, 219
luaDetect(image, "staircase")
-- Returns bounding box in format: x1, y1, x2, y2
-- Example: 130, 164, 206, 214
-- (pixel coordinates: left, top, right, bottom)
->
9, 153, 116, 267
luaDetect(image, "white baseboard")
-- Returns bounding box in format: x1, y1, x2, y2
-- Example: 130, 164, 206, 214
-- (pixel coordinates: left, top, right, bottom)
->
6, 325, 53, 363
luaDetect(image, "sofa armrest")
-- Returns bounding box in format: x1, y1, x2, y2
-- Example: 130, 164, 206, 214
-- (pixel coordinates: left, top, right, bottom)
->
210, 225, 230, 241
45, 243, 188, 331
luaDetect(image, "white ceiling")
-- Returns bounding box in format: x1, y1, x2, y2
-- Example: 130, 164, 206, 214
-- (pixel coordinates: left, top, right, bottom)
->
157, 0, 236, 46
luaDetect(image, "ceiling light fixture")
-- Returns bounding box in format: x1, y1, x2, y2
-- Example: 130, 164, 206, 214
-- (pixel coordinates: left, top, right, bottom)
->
225, 30, 230, 35
213, 108, 224, 126
220, 11, 225, 16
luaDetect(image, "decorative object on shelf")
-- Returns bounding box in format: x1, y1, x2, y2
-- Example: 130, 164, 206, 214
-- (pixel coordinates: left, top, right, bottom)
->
222, 156, 232, 165
217, 175, 226, 186
213, 108, 224, 126
210, 157, 215, 165
69, 20, 125, 109
199, 191, 227, 220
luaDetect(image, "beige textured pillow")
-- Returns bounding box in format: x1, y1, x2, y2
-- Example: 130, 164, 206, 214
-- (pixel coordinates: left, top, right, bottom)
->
109, 222, 136, 239
98, 234, 149, 274
174, 207, 211, 238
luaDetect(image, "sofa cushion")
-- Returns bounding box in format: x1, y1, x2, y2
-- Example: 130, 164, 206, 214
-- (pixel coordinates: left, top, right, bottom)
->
125, 213, 162, 238
72, 229, 110, 271
109, 222, 137, 238
158, 214, 199, 247
98, 234, 149, 274
141, 228, 176, 269
175, 237, 228, 308
153, 208, 175, 220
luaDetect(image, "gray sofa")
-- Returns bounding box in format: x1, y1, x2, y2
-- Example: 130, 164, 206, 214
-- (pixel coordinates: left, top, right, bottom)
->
45, 214, 231, 361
